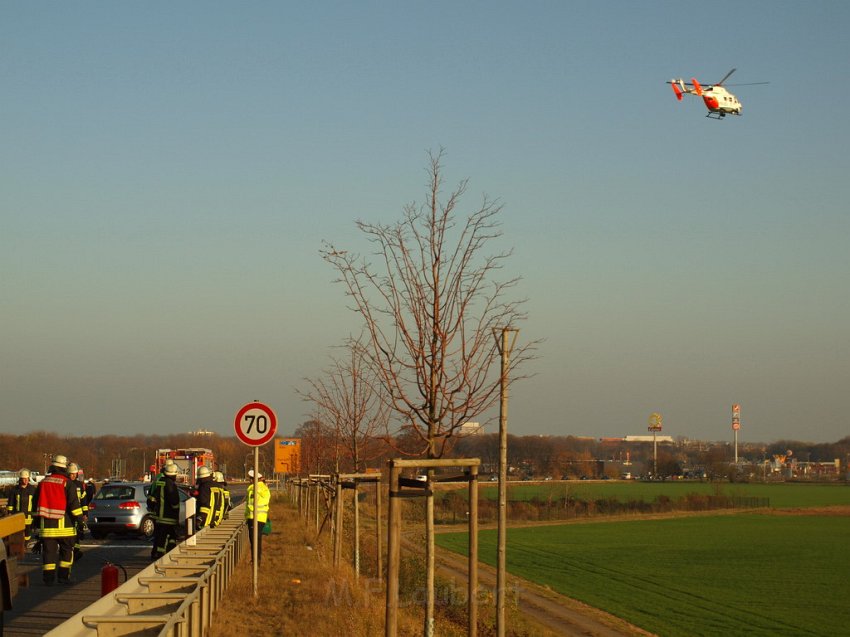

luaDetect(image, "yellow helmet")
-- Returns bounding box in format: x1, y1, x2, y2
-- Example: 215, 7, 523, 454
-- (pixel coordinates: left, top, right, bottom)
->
19, 469, 31, 479
196, 466, 212, 479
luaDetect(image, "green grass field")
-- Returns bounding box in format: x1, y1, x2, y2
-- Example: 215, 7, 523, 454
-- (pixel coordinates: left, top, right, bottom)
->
473, 481, 850, 509
437, 514, 850, 636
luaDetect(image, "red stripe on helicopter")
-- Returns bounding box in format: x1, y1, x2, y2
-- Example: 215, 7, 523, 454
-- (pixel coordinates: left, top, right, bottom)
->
703, 96, 720, 110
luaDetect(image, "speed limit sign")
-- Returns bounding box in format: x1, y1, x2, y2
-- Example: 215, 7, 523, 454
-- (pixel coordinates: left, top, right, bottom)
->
234, 401, 278, 446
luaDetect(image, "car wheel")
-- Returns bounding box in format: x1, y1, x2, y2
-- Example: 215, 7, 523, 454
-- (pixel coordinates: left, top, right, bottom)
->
141, 516, 155, 539
90, 530, 107, 540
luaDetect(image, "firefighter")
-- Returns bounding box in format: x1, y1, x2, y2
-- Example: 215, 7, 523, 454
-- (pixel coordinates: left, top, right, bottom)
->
208, 471, 223, 528
147, 463, 181, 561
84, 478, 96, 512
193, 466, 216, 529
210, 471, 229, 527
6, 469, 37, 541
67, 463, 86, 559
34, 454, 83, 585
220, 472, 232, 520
245, 469, 270, 565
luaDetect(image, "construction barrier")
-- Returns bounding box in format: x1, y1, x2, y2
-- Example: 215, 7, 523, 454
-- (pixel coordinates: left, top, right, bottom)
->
45, 504, 247, 637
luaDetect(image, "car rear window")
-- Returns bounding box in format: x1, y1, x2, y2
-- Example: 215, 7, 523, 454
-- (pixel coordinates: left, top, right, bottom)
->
96, 486, 137, 500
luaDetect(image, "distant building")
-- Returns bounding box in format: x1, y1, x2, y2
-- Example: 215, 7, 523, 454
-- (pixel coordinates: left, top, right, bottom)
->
599, 437, 624, 444
190, 429, 215, 437
458, 422, 482, 436
600, 435, 676, 444
623, 435, 675, 444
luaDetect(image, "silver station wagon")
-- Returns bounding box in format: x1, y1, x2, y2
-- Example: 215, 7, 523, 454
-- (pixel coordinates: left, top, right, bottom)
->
87, 481, 194, 539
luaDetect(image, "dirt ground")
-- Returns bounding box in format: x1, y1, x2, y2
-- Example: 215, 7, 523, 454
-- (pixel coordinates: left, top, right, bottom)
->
759, 505, 850, 516
433, 546, 653, 637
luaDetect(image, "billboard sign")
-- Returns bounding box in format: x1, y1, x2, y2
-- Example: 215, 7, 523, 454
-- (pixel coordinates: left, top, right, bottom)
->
648, 412, 663, 432
274, 438, 301, 474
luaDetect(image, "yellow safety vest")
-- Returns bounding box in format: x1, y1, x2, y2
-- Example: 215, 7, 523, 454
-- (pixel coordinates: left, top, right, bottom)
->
246, 482, 270, 524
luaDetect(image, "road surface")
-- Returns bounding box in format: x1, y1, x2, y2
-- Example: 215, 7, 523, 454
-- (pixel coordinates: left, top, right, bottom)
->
3, 537, 152, 636
3, 484, 247, 636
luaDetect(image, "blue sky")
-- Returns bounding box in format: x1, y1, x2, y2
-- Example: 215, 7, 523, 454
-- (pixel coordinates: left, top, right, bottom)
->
2, 2, 848, 444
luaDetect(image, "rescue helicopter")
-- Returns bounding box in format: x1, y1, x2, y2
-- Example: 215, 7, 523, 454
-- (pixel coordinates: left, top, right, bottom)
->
667, 68, 768, 119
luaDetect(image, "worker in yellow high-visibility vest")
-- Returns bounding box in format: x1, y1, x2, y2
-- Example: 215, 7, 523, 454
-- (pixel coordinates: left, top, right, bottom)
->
245, 469, 270, 564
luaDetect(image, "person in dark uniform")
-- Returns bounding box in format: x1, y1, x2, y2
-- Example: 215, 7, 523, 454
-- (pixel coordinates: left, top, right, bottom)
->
213, 471, 231, 525
193, 466, 216, 529
6, 468, 37, 541
67, 463, 86, 560
147, 463, 181, 561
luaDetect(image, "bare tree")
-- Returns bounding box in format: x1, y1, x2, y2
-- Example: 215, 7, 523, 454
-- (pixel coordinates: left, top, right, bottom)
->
299, 337, 389, 472
322, 149, 536, 636
322, 149, 535, 458
293, 418, 340, 475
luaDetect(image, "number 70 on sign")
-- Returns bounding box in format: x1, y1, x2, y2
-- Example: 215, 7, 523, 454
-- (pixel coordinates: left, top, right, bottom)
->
234, 402, 278, 446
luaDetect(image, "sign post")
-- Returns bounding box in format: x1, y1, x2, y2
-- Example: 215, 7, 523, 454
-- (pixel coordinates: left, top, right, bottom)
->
234, 401, 278, 597
648, 412, 663, 477
732, 404, 741, 464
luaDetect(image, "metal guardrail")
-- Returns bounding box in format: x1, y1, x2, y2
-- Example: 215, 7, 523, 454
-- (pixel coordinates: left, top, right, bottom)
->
45, 504, 247, 637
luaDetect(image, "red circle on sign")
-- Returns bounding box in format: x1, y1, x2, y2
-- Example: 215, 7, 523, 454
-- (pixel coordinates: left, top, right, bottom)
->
234, 402, 278, 446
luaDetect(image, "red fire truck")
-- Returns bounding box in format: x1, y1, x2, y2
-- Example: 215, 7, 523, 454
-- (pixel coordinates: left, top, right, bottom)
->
154, 448, 215, 484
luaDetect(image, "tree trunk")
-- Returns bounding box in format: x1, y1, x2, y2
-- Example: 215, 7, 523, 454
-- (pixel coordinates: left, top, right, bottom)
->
425, 468, 435, 637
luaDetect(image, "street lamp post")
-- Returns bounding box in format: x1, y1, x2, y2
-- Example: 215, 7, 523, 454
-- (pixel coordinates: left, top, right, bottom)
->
493, 326, 518, 637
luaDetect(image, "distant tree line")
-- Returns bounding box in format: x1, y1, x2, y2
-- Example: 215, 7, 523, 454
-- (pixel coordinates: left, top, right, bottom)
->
0, 431, 248, 482
2, 429, 847, 485
289, 423, 850, 481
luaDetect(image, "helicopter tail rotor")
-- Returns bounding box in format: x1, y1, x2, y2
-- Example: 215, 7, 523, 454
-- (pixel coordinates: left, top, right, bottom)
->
671, 80, 683, 101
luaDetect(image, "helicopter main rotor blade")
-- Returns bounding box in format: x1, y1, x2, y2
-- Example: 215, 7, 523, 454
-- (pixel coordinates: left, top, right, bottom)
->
717, 68, 737, 85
